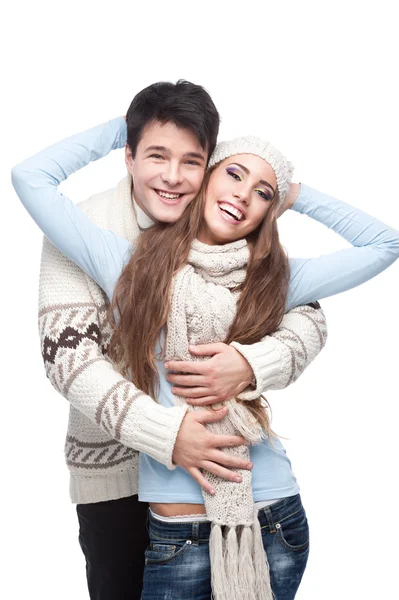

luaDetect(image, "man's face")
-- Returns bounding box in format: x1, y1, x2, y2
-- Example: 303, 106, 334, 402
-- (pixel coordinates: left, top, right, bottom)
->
125, 120, 208, 223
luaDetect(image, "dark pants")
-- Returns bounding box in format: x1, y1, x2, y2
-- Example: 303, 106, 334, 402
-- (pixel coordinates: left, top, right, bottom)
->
77, 495, 149, 600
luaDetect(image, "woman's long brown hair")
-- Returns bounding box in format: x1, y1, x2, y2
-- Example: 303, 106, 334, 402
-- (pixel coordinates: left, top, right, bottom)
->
108, 167, 290, 433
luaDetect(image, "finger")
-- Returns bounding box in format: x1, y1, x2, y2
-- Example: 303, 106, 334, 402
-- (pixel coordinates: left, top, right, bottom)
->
172, 387, 210, 399
164, 360, 206, 373
208, 449, 252, 470
186, 396, 220, 406
188, 343, 224, 356
167, 374, 206, 386
200, 461, 243, 483
208, 433, 247, 448
196, 407, 229, 423
187, 467, 216, 495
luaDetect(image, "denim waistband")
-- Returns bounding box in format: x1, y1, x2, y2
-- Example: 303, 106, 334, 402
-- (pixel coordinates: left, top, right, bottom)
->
257, 493, 304, 534
147, 494, 303, 542
148, 510, 211, 543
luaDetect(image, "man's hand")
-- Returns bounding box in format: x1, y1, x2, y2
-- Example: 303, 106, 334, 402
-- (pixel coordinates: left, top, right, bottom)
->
172, 407, 253, 494
165, 343, 254, 406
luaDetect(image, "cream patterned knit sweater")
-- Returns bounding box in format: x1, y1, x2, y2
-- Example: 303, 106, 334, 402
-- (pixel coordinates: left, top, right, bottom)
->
38, 175, 328, 504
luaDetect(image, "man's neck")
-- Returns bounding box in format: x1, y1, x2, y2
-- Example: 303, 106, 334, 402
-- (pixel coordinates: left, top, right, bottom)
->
132, 192, 155, 230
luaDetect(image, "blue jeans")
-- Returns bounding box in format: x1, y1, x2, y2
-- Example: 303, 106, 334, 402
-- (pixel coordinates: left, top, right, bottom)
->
141, 494, 309, 600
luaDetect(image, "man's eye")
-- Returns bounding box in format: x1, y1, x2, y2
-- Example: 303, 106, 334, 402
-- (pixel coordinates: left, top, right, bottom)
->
150, 154, 164, 160
185, 160, 200, 166
227, 169, 242, 181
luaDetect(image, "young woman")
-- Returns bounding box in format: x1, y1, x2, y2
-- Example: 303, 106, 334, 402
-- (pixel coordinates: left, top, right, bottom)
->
12, 117, 399, 600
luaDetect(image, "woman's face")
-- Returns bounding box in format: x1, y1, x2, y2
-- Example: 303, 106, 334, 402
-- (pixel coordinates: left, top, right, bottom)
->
198, 154, 277, 245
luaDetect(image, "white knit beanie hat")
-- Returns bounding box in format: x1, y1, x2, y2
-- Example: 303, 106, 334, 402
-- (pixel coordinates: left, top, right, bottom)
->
208, 135, 294, 204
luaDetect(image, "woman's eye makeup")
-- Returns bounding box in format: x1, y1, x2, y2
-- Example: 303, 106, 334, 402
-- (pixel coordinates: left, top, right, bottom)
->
255, 188, 273, 201
226, 165, 274, 201
226, 167, 273, 200
226, 168, 242, 181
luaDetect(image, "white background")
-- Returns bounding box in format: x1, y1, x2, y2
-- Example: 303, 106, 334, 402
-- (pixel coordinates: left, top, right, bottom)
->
2, 1, 399, 598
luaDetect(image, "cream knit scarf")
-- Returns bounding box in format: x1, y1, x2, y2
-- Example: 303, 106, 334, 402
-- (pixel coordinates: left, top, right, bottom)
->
166, 239, 273, 600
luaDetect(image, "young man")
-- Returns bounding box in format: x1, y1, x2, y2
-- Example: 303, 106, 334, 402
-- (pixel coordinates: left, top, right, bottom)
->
28, 81, 327, 599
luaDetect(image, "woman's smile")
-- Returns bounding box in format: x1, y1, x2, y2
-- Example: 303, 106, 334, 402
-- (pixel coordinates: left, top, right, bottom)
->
198, 154, 277, 245
217, 200, 246, 223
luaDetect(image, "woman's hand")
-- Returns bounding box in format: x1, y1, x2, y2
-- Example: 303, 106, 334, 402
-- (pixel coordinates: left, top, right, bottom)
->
278, 182, 301, 217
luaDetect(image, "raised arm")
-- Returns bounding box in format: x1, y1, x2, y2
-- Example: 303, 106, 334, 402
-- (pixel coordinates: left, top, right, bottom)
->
287, 184, 399, 310
12, 117, 130, 298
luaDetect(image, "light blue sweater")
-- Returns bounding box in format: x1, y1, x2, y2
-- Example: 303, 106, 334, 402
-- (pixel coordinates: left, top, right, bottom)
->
12, 117, 399, 502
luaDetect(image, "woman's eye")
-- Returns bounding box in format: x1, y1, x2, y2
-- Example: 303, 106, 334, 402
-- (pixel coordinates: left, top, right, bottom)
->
227, 169, 242, 181
256, 189, 272, 201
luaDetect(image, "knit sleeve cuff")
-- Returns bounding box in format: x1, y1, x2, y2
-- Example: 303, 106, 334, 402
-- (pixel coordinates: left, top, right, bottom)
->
232, 304, 328, 399
230, 338, 284, 400
119, 395, 188, 470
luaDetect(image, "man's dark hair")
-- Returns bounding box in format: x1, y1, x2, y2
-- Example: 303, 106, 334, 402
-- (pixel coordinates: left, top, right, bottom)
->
125, 80, 220, 161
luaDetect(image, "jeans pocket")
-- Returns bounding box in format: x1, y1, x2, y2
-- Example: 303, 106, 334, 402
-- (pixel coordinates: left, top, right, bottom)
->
276, 507, 309, 552
145, 540, 193, 565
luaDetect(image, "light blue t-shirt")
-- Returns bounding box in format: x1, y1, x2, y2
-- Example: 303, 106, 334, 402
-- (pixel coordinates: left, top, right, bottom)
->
12, 117, 399, 502
143, 353, 299, 502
